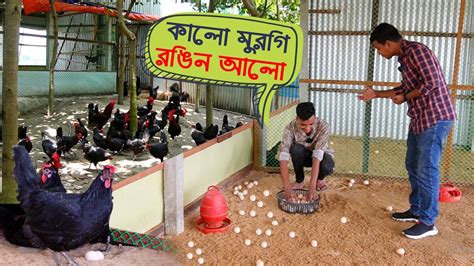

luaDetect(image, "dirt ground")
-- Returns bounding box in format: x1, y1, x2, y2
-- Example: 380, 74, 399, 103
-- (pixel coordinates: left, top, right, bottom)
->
0, 171, 472, 264
0, 94, 251, 192
169, 171, 474, 265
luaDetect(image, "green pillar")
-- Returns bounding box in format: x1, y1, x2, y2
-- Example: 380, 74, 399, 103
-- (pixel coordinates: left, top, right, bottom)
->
362, 0, 380, 173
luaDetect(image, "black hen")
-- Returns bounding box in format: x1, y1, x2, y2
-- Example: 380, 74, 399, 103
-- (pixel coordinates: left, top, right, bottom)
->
12, 145, 115, 252
127, 130, 150, 160
93, 127, 108, 149
146, 131, 169, 162
39, 153, 65, 193
56, 127, 82, 156
191, 123, 207, 146
41, 132, 60, 160
82, 140, 113, 169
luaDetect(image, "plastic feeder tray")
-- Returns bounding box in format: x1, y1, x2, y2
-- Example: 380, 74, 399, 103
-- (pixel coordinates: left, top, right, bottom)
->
439, 183, 462, 203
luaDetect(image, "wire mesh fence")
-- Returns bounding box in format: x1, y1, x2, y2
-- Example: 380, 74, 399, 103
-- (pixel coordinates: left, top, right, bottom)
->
262, 0, 474, 186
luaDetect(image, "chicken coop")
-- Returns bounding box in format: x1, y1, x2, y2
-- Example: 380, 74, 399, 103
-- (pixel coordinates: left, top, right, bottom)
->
0, 0, 473, 264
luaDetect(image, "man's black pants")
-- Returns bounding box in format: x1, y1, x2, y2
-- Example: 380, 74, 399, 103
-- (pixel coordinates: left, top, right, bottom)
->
290, 144, 335, 183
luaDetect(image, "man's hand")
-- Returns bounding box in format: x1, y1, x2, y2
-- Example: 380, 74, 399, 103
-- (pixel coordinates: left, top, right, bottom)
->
306, 189, 318, 202
391, 94, 405, 105
357, 86, 376, 101
284, 187, 297, 202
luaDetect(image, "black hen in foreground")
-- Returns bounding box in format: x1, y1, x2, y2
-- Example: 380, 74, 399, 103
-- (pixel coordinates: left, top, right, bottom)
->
12, 145, 115, 254
146, 131, 169, 162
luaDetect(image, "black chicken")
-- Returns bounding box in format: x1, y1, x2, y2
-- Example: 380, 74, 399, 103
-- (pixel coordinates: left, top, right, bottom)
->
56, 127, 82, 156
12, 145, 115, 257
137, 96, 155, 118
146, 131, 169, 162
92, 127, 108, 149
191, 123, 207, 146
219, 114, 244, 135
149, 85, 159, 100
88, 99, 116, 130
41, 132, 60, 160
73, 118, 88, 140
82, 140, 113, 169
39, 153, 65, 193
127, 129, 150, 160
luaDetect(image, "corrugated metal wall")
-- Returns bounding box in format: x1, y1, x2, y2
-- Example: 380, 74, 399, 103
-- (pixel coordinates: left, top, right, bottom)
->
308, 0, 473, 146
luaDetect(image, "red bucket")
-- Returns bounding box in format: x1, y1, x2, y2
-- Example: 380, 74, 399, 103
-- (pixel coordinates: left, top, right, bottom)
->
439, 183, 462, 203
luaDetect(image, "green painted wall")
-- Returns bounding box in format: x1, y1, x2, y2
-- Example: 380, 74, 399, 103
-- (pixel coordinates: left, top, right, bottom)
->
183, 129, 253, 206
0, 71, 116, 97
110, 170, 164, 234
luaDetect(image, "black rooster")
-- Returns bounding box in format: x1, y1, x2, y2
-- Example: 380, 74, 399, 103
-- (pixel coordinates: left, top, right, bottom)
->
56, 127, 82, 157
12, 145, 114, 262
146, 131, 169, 162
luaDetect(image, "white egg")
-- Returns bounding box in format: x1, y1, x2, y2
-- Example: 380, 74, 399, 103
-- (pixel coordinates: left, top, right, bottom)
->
363, 180, 370, 185
260, 241, 268, 248
263, 190, 270, 197
245, 239, 252, 246
257, 201, 264, 208
250, 210, 256, 217
350, 179, 355, 184
186, 253, 193, 259
330, 141, 334, 145
85, 251, 104, 261
386, 206, 393, 212
271, 220, 279, 226
239, 210, 246, 216
247, 183, 254, 189
297, 194, 304, 199
239, 195, 245, 201
266, 211, 274, 218
311, 240, 318, 247
289, 231, 296, 238
348, 182, 353, 187
244, 181, 249, 185
238, 185, 242, 190
340, 217, 348, 224
250, 195, 257, 201
375, 150, 379, 154
195, 248, 202, 255
233, 190, 239, 195
256, 228, 262, 235
187, 241, 195, 248
397, 248, 405, 255
234, 186, 239, 191
238, 192, 244, 197
234, 227, 241, 233
197, 257, 205, 264
256, 259, 265, 266
253, 180, 259, 186
243, 190, 248, 195
265, 229, 272, 236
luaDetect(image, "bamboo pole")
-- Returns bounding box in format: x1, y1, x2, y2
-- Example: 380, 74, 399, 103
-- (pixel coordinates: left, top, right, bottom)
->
444, 0, 466, 180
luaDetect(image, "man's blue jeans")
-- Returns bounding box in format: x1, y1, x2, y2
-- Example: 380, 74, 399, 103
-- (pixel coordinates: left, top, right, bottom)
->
406, 120, 453, 225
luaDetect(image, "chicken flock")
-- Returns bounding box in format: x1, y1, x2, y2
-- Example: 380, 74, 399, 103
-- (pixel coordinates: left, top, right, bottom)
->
0, 83, 246, 262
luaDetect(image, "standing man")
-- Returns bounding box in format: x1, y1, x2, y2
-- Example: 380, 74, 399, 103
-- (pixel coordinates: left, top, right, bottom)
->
279, 102, 335, 202
358, 23, 456, 239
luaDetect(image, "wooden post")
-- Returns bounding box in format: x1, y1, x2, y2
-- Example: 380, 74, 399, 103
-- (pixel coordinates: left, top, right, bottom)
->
164, 154, 184, 235
444, 0, 466, 179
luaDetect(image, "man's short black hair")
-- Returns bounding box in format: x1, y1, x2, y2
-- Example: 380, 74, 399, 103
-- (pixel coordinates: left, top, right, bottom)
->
296, 102, 315, 121
370, 23, 402, 44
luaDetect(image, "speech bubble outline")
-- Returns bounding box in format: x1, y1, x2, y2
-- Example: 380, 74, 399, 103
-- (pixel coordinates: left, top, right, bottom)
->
144, 12, 302, 126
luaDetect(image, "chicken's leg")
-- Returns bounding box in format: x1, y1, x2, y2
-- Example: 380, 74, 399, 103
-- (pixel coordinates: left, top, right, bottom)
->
61, 252, 78, 266
51, 250, 62, 266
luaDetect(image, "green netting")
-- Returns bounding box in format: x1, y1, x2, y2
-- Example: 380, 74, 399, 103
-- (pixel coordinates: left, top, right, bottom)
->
109, 227, 176, 253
